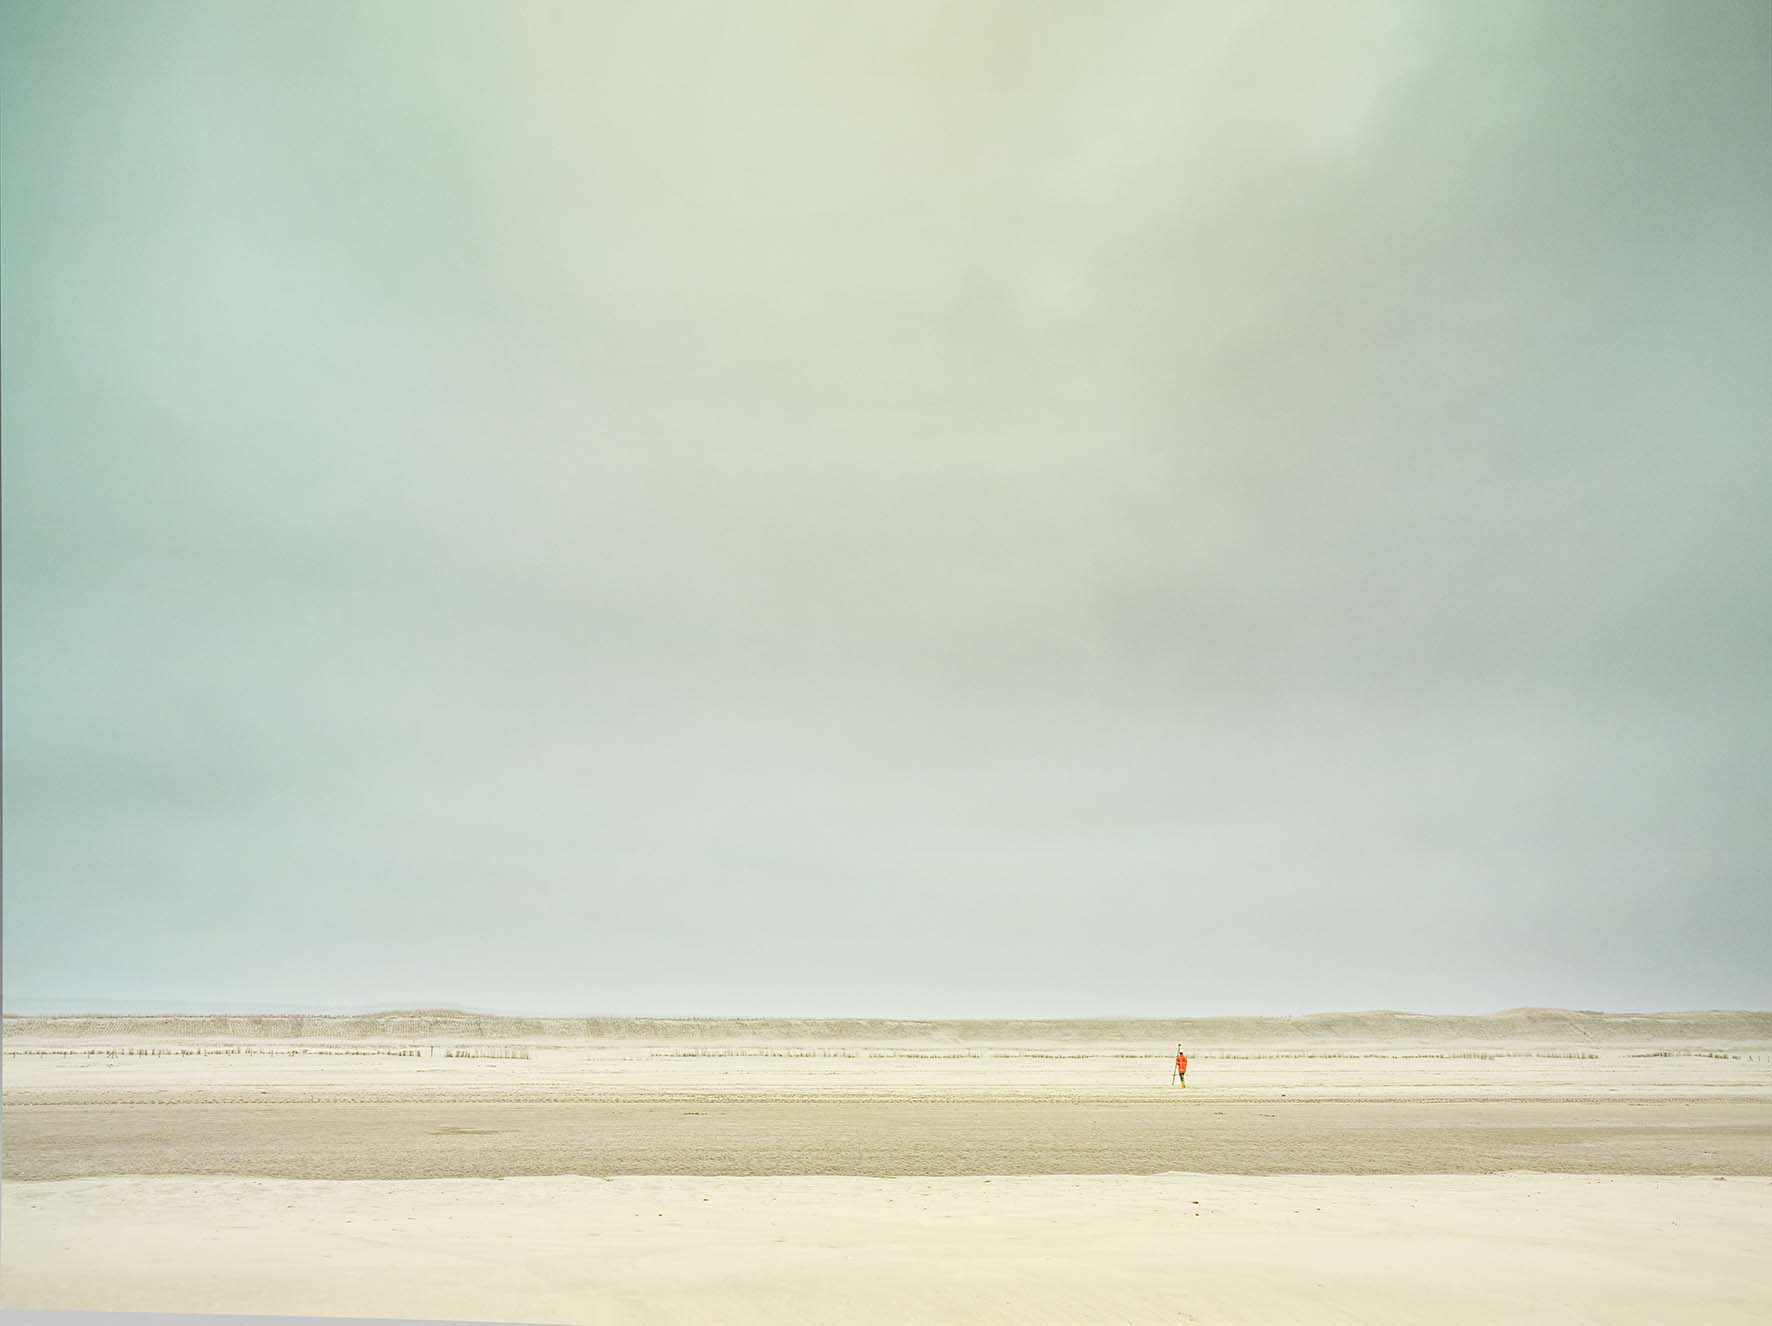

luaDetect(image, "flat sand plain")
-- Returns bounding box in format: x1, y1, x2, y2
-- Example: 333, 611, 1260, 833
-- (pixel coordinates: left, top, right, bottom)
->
3, 1010, 1770, 1322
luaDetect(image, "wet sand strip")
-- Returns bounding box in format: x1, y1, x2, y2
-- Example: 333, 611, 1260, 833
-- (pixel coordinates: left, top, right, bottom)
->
5, 1097, 1768, 1180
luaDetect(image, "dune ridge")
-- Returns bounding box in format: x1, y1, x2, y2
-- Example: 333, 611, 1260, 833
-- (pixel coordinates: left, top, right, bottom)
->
6, 1007, 1769, 1043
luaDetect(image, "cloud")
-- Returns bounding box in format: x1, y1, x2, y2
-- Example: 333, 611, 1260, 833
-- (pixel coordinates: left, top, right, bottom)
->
3, 0, 1768, 1014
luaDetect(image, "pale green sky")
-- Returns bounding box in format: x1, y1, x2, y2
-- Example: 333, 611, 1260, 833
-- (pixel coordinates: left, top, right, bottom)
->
3, 0, 1768, 1015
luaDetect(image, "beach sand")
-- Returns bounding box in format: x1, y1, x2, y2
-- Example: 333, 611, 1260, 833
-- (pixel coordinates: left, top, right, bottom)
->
3, 1011, 1769, 1322
5, 1173, 1769, 1324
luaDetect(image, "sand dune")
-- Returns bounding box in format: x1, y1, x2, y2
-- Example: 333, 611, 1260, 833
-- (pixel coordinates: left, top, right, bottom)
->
8, 1006, 1771, 1044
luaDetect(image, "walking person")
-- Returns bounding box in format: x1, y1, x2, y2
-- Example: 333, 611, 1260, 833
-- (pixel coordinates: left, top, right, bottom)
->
1174, 1047, 1187, 1088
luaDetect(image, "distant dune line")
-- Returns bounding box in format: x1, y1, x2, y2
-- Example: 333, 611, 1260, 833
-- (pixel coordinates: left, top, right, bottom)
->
5, 1008, 1770, 1043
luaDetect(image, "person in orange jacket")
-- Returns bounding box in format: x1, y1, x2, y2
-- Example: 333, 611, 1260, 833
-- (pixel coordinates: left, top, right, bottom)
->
1174, 1048, 1187, 1088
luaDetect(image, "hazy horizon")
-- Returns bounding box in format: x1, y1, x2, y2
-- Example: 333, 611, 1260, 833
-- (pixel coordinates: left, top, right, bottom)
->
4, 0, 1769, 1019
7, 997, 1769, 1024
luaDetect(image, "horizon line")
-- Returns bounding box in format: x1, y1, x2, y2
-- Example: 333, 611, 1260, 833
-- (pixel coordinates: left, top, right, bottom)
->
7, 1003, 1769, 1020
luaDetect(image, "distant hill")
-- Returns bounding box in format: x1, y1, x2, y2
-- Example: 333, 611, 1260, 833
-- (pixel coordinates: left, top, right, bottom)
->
4, 1008, 1769, 1043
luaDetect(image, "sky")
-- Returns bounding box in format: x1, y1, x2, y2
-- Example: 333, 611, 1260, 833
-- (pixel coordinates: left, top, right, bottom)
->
3, 0, 1768, 1017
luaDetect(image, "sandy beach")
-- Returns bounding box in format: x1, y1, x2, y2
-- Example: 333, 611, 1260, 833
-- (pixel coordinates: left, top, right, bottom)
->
7, 1173, 1770, 1325
3, 1010, 1769, 1321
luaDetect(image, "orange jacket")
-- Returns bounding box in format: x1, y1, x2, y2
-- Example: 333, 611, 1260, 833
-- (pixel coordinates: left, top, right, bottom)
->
1175, 1054, 1187, 1073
